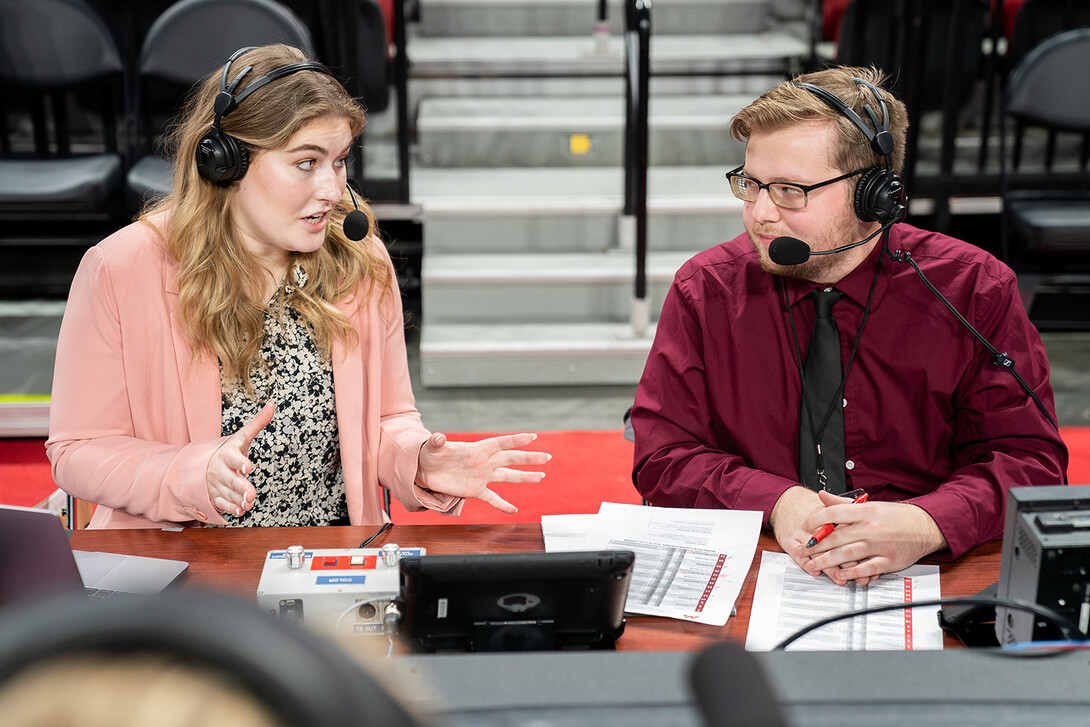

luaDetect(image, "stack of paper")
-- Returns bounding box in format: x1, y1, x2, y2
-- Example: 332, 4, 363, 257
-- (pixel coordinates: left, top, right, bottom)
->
542, 502, 762, 626
745, 551, 943, 651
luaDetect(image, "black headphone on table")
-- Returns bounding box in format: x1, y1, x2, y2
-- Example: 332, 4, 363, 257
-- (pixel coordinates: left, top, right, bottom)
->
196, 46, 333, 185
795, 77, 907, 226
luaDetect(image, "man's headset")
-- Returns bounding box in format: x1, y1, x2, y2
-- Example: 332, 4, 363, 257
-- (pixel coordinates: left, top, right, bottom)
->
795, 77, 908, 226
195, 46, 331, 185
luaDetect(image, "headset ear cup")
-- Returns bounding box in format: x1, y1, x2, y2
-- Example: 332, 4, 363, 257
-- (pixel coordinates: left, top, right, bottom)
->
853, 167, 882, 222
883, 174, 907, 224
854, 167, 906, 224
233, 142, 250, 181
195, 128, 249, 185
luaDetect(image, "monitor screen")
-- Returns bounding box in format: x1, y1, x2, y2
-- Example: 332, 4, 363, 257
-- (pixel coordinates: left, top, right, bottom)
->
397, 550, 635, 653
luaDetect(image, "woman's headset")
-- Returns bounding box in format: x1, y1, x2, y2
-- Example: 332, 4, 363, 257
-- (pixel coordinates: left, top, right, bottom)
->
195, 46, 332, 185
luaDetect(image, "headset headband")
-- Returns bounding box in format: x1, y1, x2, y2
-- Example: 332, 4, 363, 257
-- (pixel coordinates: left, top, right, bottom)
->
796, 77, 895, 168
212, 46, 331, 123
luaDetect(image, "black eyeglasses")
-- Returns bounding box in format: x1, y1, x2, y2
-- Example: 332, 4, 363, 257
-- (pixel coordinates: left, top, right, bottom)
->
725, 165, 869, 210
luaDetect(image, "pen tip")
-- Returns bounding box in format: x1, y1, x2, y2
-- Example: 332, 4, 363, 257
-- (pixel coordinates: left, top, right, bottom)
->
805, 537, 818, 548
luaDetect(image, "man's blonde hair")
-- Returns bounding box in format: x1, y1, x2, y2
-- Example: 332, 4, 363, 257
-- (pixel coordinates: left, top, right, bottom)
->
730, 66, 908, 176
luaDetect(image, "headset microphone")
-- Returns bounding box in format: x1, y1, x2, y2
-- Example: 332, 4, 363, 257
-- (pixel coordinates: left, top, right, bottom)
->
769, 237, 817, 266
342, 184, 370, 241
768, 219, 894, 266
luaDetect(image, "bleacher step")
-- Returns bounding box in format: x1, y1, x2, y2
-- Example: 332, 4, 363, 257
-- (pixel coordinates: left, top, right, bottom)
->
0, 300, 64, 437
407, 33, 809, 78
419, 321, 657, 387
418, 0, 773, 38
411, 166, 745, 254
417, 95, 750, 167
422, 250, 691, 324
406, 73, 794, 105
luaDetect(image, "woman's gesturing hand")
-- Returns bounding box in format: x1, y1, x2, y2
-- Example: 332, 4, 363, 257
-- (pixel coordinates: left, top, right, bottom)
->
415, 432, 550, 513
206, 401, 275, 517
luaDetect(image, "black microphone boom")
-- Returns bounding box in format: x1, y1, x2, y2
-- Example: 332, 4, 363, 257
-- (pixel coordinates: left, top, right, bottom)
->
767, 221, 893, 266
342, 183, 370, 241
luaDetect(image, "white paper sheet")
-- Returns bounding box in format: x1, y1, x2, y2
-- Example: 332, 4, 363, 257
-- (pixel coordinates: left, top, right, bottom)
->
540, 513, 597, 552
745, 551, 943, 651
576, 502, 762, 626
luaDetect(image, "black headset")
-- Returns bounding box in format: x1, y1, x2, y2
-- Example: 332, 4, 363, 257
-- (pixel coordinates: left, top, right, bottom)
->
0, 591, 423, 727
795, 77, 908, 226
196, 46, 332, 185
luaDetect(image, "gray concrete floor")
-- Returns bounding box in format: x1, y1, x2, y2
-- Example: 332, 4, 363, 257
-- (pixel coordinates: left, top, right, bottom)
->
1039, 332, 1090, 428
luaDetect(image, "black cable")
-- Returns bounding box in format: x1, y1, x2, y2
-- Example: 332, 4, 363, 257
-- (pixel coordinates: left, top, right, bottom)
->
359, 522, 392, 548
888, 248, 1058, 433
772, 595, 1085, 651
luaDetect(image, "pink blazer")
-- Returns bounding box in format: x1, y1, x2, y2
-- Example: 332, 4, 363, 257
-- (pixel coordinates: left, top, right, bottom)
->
46, 215, 461, 528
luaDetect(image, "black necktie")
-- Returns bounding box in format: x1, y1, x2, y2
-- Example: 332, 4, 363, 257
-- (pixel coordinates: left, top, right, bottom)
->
799, 288, 847, 494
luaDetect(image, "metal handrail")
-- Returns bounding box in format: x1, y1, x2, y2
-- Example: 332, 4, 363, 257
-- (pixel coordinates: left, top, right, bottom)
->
595, 0, 610, 47
392, 0, 411, 203
623, 0, 651, 337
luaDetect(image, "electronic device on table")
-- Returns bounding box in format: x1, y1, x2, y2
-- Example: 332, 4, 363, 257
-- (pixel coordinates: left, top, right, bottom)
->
396, 550, 635, 653
256, 544, 423, 635
996, 485, 1090, 645
0, 504, 188, 606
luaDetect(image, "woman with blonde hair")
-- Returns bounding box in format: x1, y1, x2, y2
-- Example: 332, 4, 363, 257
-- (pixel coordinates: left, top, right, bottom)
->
46, 44, 548, 528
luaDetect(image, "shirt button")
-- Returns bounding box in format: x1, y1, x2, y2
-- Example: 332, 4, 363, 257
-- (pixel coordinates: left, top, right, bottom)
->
196, 510, 208, 521
842, 398, 847, 408
845, 460, 855, 470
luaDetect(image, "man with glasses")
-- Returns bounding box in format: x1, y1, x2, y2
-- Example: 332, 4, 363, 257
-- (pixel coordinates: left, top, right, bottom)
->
631, 66, 1067, 586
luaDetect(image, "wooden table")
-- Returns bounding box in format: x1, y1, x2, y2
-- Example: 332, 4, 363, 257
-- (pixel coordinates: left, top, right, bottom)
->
70, 523, 1002, 651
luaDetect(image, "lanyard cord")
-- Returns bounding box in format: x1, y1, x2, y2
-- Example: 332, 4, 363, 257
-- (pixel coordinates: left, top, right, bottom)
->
783, 243, 885, 470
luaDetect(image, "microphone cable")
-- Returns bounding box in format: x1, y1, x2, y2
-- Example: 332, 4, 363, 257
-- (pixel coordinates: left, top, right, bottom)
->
887, 247, 1059, 434
772, 594, 1085, 651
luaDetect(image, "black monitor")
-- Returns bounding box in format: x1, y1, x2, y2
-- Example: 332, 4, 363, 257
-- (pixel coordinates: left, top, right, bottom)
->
396, 550, 635, 653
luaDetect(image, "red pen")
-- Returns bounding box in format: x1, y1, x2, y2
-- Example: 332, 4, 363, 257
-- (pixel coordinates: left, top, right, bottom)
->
805, 490, 868, 548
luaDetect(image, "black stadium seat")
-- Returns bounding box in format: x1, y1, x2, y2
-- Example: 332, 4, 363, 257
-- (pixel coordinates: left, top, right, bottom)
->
0, 0, 128, 222
1001, 28, 1090, 271
0, 0, 131, 297
125, 0, 316, 211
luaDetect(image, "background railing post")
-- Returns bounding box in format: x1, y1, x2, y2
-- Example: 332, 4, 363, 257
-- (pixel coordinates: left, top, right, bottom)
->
595, 0, 611, 53
623, 0, 651, 337
393, 0, 411, 204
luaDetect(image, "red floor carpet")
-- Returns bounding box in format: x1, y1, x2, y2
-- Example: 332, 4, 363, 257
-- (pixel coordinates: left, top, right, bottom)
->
0, 431, 642, 522
4, 429, 1090, 523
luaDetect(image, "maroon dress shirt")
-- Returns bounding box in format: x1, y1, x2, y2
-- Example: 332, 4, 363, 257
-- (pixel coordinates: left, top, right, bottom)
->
632, 223, 1068, 559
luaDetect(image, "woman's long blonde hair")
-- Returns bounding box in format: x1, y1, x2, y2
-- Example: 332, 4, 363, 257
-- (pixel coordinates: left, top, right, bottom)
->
143, 44, 389, 395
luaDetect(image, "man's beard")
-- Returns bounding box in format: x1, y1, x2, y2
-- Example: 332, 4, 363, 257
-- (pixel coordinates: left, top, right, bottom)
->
750, 235, 840, 281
